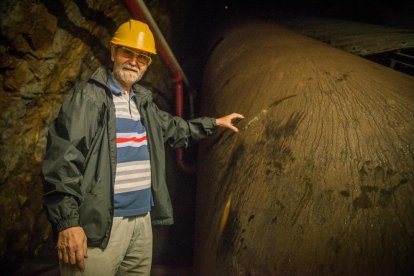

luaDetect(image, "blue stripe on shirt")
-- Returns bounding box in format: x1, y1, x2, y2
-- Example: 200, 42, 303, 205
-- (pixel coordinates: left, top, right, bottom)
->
116, 118, 146, 133
113, 188, 153, 217
116, 146, 150, 163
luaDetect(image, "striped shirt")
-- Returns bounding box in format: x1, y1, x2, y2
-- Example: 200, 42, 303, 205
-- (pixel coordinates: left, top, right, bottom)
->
108, 74, 153, 217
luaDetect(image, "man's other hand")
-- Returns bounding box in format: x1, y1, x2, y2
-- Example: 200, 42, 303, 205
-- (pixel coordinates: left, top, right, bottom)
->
216, 113, 245, 132
57, 226, 88, 272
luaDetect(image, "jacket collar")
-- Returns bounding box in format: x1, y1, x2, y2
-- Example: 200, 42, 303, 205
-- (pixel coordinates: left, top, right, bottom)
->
107, 72, 131, 96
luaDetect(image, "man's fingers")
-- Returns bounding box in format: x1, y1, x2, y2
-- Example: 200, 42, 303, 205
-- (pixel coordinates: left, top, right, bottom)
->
57, 227, 88, 268
229, 114, 244, 132
83, 239, 88, 258
230, 114, 244, 130
231, 126, 239, 132
77, 259, 85, 272
69, 248, 77, 265
232, 113, 244, 119
229, 123, 239, 132
76, 249, 86, 271
62, 248, 69, 264
57, 248, 63, 261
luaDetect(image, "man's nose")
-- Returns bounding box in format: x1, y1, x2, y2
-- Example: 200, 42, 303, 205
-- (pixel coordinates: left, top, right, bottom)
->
129, 56, 145, 69
128, 56, 141, 68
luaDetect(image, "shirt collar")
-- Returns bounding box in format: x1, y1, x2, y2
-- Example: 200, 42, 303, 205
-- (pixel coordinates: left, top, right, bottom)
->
107, 72, 136, 97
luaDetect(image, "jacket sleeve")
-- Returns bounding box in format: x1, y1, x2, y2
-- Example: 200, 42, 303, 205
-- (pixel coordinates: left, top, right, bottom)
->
42, 87, 100, 232
150, 102, 217, 148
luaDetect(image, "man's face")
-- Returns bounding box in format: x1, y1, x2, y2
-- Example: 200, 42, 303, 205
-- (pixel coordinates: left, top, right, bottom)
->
111, 46, 152, 88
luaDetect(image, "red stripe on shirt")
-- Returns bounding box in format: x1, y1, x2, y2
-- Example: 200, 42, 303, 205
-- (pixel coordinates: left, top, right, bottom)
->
117, 136, 147, 144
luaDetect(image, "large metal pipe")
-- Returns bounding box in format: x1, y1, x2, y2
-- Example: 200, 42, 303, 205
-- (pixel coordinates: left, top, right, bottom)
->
194, 22, 414, 275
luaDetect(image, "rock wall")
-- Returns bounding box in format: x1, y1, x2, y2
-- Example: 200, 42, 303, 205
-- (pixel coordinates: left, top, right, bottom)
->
0, 0, 175, 272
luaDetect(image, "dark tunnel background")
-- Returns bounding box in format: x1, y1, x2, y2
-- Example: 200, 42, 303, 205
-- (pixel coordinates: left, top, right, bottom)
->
170, 0, 414, 92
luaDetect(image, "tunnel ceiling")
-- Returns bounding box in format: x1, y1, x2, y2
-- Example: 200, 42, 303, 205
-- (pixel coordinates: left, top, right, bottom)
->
191, 0, 414, 27
184, 0, 414, 78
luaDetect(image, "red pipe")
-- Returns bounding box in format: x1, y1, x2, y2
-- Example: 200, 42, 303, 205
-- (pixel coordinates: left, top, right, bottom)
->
168, 73, 184, 118
174, 80, 195, 173
124, 0, 196, 173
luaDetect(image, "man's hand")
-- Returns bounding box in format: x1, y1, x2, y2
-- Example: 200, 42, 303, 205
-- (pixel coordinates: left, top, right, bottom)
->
57, 226, 88, 272
216, 113, 245, 132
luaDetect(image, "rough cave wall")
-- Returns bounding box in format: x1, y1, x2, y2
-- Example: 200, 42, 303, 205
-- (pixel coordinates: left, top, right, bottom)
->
0, 0, 192, 271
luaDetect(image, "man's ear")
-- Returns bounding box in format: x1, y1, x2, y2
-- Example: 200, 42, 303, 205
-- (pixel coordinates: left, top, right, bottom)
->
110, 45, 116, 62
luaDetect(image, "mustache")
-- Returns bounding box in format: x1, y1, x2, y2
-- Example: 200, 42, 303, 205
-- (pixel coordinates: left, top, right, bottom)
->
122, 64, 139, 72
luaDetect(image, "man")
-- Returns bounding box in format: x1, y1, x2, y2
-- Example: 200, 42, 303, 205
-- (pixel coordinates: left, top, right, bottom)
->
42, 19, 243, 275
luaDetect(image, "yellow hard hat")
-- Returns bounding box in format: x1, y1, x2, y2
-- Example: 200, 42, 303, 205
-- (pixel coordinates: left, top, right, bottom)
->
111, 19, 156, 55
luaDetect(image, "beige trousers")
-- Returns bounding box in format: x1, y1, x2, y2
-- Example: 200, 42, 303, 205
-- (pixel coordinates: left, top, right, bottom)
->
60, 213, 153, 276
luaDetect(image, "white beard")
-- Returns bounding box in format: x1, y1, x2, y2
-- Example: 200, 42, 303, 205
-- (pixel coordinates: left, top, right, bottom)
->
113, 62, 144, 87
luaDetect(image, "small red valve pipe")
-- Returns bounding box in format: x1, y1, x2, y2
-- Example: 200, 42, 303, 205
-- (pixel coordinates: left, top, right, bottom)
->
124, 0, 196, 173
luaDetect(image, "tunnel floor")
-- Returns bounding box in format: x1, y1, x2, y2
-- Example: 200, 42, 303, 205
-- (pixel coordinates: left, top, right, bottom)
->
17, 260, 193, 276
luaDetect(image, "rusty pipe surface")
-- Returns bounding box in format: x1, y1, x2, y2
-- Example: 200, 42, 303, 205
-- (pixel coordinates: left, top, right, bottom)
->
194, 21, 414, 275
125, 0, 196, 172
